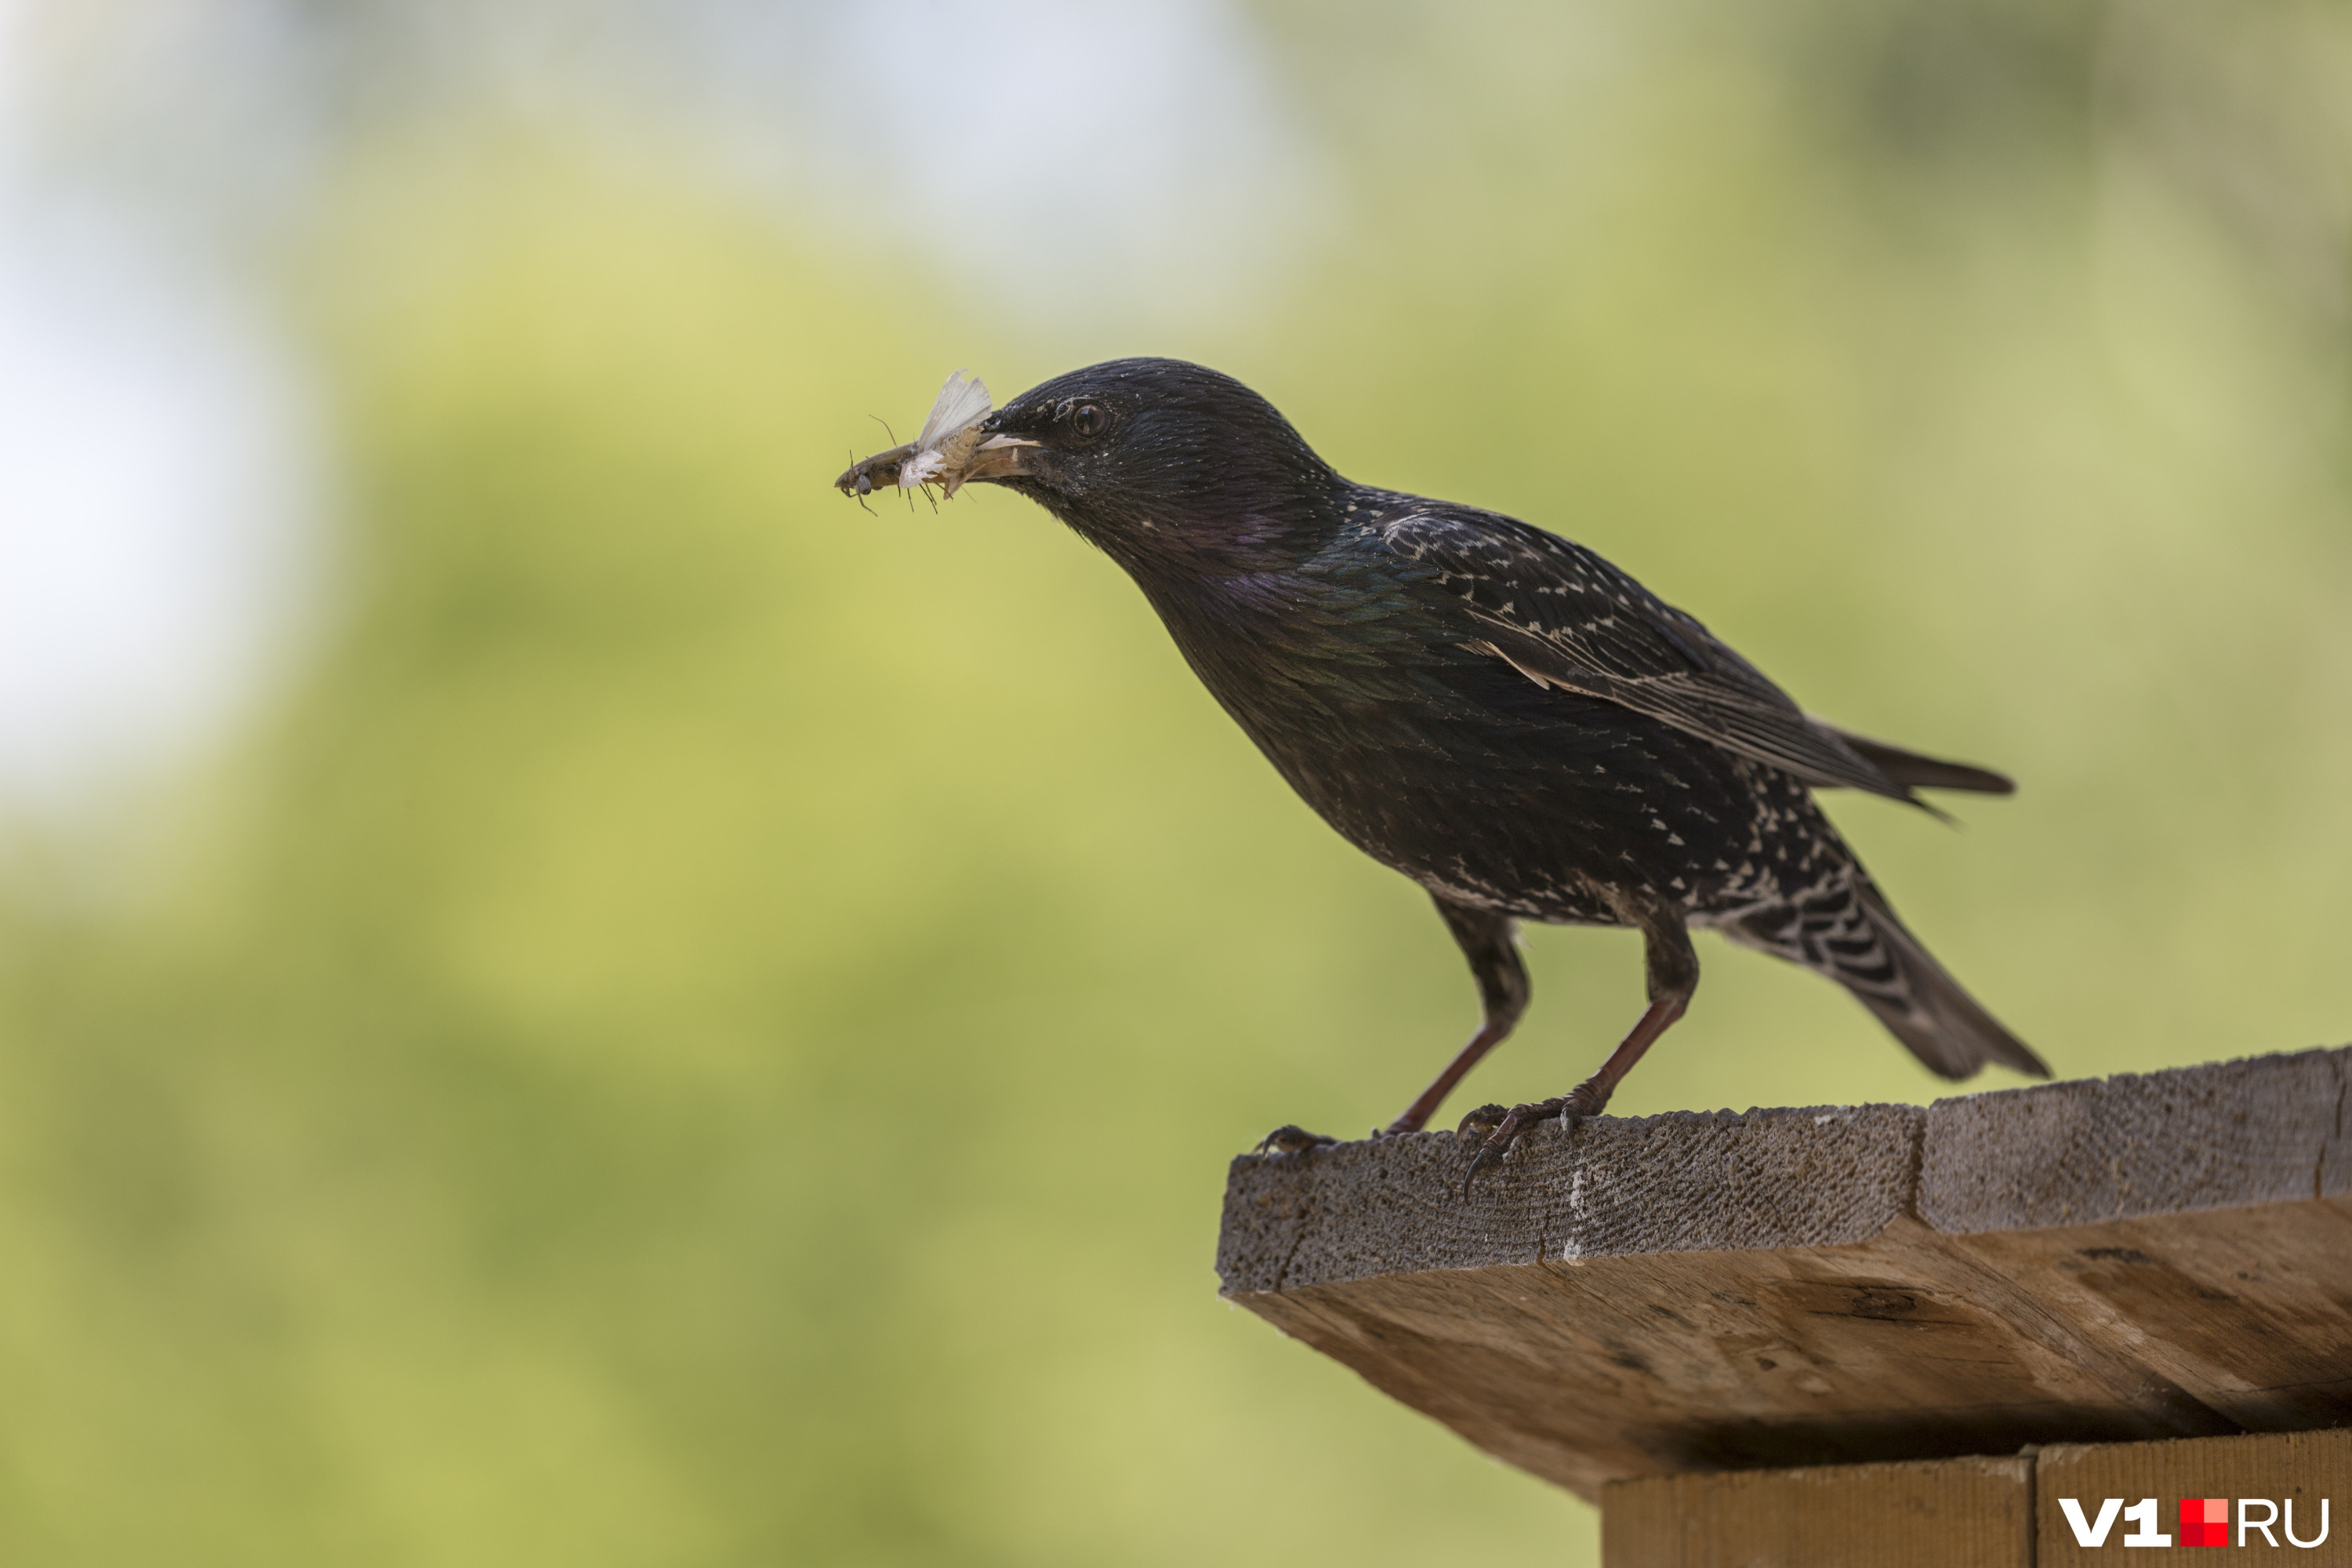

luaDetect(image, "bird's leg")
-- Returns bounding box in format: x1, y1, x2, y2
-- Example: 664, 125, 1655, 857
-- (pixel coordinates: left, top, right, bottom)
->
1381, 897, 1530, 1135
1459, 911, 1697, 1192
1456, 998, 1683, 1185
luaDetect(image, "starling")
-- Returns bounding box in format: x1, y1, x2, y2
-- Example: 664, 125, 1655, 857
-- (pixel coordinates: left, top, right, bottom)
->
906, 357, 2047, 1181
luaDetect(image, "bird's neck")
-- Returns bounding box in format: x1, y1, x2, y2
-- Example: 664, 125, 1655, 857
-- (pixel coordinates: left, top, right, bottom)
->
1054, 488, 1349, 585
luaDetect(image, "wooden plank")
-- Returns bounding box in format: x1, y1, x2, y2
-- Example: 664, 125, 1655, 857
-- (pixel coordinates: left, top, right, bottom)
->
1595, 1432, 2351, 1566
1219, 1048, 2352, 1497
1240, 1214, 2240, 1498
1602, 1454, 2031, 1568
1918, 1048, 2349, 1231
1219, 1101, 1926, 1294
1934, 1203, 2352, 1432
2037, 1429, 2351, 1564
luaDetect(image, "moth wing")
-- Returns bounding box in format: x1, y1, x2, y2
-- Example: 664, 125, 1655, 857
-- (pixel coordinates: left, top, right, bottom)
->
913, 368, 993, 451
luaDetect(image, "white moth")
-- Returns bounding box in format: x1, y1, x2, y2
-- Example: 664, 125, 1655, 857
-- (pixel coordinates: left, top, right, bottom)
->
836, 368, 1026, 506
896, 368, 993, 492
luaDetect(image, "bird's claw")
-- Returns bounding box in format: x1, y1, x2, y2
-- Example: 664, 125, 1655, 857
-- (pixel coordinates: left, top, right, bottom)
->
1454, 1102, 1508, 1145
1255, 1123, 1339, 1155
1457, 1087, 1601, 1195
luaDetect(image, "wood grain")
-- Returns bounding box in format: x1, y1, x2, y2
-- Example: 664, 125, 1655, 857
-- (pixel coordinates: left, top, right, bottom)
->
1218, 1048, 2352, 1500
2038, 1428, 2350, 1564
1602, 1454, 2031, 1568
1592, 1429, 2350, 1566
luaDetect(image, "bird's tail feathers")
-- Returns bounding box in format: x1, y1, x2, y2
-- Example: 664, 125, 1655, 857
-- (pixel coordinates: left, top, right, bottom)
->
1809, 720, 2016, 796
1848, 885, 2047, 1080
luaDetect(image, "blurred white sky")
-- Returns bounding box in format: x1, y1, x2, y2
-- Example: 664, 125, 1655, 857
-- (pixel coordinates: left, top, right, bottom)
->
0, 0, 315, 815
0, 0, 1319, 815
674, 0, 1327, 314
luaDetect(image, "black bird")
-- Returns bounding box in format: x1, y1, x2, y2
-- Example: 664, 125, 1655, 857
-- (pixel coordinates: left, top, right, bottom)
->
933, 357, 2047, 1178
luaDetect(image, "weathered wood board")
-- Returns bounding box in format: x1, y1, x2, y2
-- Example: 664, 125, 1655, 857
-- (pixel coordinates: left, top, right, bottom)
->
1602, 1453, 2034, 1568
1217, 1048, 2352, 1501
2037, 1429, 2349, 1564
1598, 1428, 2351, 1567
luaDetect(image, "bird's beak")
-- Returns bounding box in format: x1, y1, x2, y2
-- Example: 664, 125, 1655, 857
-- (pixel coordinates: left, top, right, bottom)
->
953, 432, 1041, 488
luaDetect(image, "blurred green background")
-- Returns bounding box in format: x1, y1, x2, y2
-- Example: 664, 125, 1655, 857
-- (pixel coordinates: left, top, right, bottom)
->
2, 1, 2349, 1563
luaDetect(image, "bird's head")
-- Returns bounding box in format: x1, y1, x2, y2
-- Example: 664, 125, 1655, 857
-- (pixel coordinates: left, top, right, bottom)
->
957, 358, 1345, 575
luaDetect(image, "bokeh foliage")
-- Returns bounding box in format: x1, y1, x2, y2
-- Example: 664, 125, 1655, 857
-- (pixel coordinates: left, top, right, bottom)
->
2, 2, 2350, 1563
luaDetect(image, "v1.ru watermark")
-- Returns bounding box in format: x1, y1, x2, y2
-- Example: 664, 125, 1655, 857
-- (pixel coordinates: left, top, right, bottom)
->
2058, 1497, 2332, 1548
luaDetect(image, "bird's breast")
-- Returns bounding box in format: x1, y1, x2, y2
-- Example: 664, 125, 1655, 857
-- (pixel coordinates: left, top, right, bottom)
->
1131, 568, 1785, 924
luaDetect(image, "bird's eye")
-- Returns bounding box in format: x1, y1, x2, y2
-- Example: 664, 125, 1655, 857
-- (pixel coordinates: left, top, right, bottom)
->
1071, 404, 1107, 438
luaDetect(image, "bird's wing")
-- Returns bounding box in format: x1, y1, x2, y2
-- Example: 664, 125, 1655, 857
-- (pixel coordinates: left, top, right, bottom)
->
1381, 509, 1913, 800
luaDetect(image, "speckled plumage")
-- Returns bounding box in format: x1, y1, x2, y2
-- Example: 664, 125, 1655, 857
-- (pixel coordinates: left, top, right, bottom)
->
921, 357, 2046, 1155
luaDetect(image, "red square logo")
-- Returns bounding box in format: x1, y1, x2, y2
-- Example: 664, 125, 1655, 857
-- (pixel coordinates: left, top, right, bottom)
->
2181, 1497, 2229, 1547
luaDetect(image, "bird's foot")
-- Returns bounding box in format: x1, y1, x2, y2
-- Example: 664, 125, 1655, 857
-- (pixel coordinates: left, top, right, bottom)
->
1457, 1086, 1605, 1194
1254, 1124, 1339, 1155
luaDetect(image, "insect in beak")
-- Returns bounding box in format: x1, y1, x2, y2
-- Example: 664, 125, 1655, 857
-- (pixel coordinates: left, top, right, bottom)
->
836, 368, 1000, 506
843, 450, 881, 514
